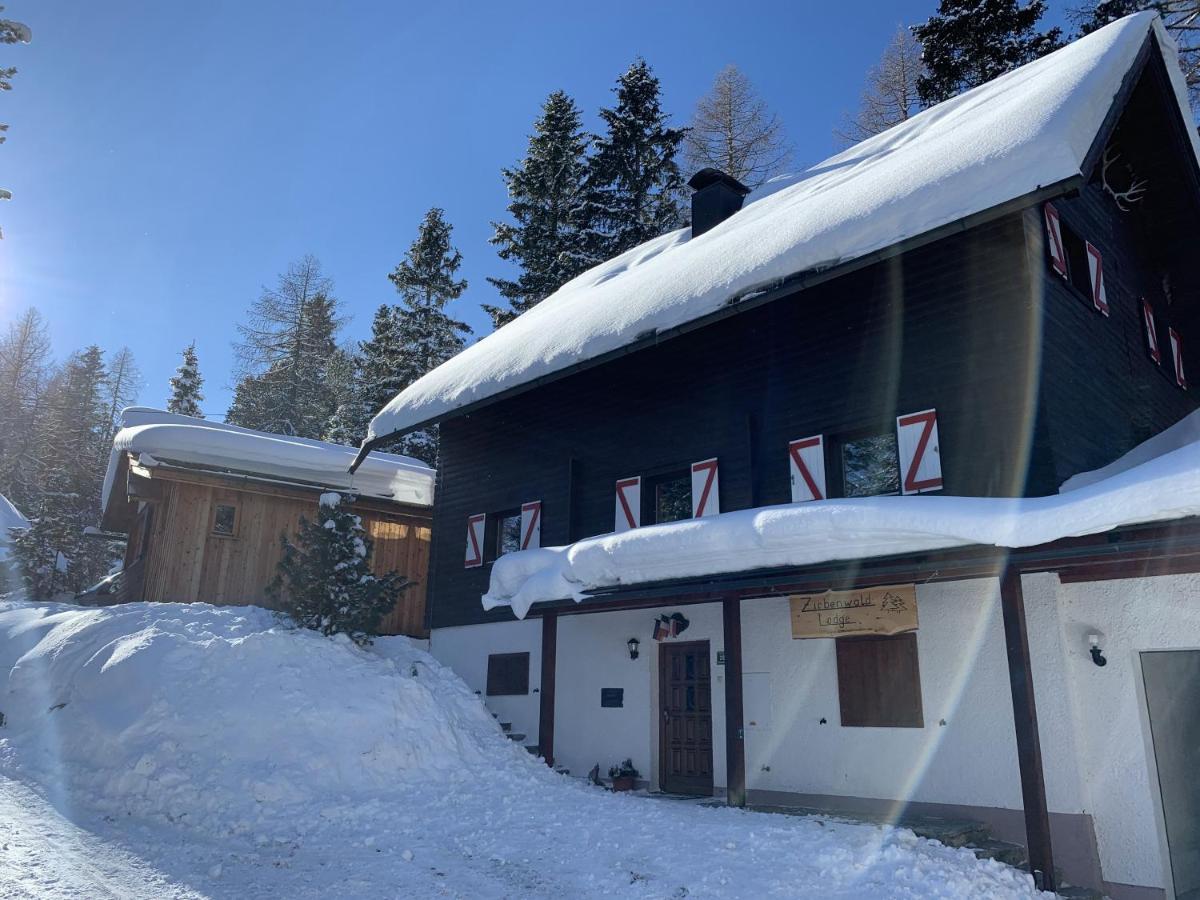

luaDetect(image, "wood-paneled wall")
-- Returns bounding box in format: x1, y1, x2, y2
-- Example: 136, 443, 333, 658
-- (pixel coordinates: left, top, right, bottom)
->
133, 478, 430, 637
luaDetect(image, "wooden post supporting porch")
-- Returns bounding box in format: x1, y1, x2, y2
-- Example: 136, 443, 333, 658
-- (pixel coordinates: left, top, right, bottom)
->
538, 611, 557, 767
722, 596, 746, 807
998, 565, 1056, 893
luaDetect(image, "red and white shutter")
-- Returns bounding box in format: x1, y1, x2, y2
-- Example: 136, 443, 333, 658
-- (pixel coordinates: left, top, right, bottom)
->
615, 477, 641, 532
464, 513, 486, 568
1171, 328, 1187, 389
520, 501, 542, 550
896, 409, 943, 495
691, 458, 720, 518
1085, 242, 1109, 316
1142, 299, 1161, 365
1043, 203, 1068, 279
788, 436, 826, 502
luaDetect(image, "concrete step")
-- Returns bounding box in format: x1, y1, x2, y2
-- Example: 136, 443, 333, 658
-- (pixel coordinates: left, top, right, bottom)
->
505, 731, 526, 742
906, 818, 992, 849
499, 722, 512, 732
1054, 885, 1104, 899
970, 838, 1028, 869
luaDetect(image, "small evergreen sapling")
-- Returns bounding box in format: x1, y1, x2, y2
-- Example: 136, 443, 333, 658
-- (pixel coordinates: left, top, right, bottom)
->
167, 342, 204, 417
268, 492, 410, 644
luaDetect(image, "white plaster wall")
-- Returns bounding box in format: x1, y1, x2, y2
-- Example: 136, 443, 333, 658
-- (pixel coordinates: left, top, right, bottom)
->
429, 619, 543, 745
554, 604, 727, 787
1025, 571, 1200, 890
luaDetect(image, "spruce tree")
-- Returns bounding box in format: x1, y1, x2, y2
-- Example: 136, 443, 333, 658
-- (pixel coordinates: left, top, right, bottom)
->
167, 342, 204, 417
577, 59, 687, 268
913, 0, 1062, 106
320, 346, 369, 445
485, 90, 590, 328
268, 492, 411, 645
357, 305, 407, 425
384, 208, 472, 464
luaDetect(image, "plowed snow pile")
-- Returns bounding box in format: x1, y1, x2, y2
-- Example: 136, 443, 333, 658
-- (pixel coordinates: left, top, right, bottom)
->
0, 601, 1047, 898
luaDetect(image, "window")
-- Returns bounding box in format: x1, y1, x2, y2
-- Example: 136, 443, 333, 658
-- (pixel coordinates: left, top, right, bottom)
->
494, 509, 522, 559
647, 470, 691, 524
1062, 222, 1092, 299
835, 633, 923, 728
211, 503, 237, 536
841, 433, 900, 497
486, 652, 530, 696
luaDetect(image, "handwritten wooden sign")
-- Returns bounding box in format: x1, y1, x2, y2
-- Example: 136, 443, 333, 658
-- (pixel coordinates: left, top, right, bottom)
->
789, 584, 918, 639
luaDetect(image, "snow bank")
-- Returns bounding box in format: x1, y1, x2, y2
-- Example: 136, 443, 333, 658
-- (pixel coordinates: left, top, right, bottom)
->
486, 434, 1200, 618
1061, 407, 1200, 491
102, 407, 434, 512
0, 600, 1047, 898
370, 13, 1192, 442
0, 492, 29, 564
0, 601, 534, 840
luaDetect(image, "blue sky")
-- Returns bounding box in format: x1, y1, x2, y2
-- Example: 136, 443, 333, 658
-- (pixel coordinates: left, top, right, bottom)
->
1, 0, 1057, 419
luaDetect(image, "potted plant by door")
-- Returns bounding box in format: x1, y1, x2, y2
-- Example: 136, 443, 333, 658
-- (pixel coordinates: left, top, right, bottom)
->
608, 759, 640, 792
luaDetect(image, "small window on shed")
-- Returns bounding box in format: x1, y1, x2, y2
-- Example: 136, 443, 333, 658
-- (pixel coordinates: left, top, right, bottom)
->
647, 471, 691, 524
841, 433, 900, 497
836, 633, 923, 728
211, 503, 237, 537
486, 652, 530, 696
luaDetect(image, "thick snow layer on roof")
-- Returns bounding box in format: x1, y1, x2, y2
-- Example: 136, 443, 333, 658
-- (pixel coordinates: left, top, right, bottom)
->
370, 13, 1195, 442
1061, 408, 1200, 491
0, 493, 29, 563
101, 408, 434, 512
484, 437, 1200, 619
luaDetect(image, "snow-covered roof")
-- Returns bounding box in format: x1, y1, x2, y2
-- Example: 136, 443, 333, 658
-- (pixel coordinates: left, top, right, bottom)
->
0, 493, 29, 563
370, 13, 1196, 444
484, 430, 1200, 619
102, 408, 434, 512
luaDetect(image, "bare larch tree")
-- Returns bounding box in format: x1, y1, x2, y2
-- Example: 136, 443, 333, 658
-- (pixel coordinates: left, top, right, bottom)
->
836, 26, 926, 146
684, 64, 791, 188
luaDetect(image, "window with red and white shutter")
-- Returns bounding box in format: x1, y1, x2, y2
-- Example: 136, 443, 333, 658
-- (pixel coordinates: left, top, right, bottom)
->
464, 513, 485, 568
1171, 328, 1187, 389
615, 477, 641, 532
896, 409, 943, 495
1043, 203, 1068, 279
1085, 242, 1109, 316
520, 501, 541, 550
788, 436, 826, 502
1142, 299, 1161, 365
691, 458, 720, 517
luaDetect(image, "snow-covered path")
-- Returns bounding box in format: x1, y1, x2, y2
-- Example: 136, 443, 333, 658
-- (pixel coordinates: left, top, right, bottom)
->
0, 776, 200, 899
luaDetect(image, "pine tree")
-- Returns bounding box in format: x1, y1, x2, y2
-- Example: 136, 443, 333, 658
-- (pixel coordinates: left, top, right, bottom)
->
357, 305, 407, 425
485, 90, 591, 328
101, 347, 142, 450
267, 492, 411, 645
0, 6, 32, 226
384, 208, 472, 464
320, 346, 369, 445
1074, 2, 1199, 107
913, 0, 1063, 106
230, 255, 345, 438
0, 308, 50, 509
577, 59, 687, 268
167, 342, 204, 417
836, 26, 927, 145
684, 65, 791, 187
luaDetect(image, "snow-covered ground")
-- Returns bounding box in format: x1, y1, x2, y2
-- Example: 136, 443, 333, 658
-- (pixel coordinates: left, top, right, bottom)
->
0, 601, 1048, 898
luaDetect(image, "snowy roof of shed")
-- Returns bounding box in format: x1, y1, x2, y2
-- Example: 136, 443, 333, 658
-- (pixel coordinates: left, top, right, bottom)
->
368, 12, 1198, 445
0, 493, 29, 563
483, 409, 1200, 618
101, 408, 434, 513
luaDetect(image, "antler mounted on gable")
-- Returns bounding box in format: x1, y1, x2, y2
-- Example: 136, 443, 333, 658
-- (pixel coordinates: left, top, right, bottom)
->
1101, 144, 1148, 212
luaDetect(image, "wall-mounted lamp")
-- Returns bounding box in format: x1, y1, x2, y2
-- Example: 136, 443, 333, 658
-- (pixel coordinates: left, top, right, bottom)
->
627, 637, 640, 660
1088, 633, 1107, 667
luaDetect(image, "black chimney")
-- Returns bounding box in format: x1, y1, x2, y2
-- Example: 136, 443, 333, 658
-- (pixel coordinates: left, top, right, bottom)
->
688, 168, 751, 238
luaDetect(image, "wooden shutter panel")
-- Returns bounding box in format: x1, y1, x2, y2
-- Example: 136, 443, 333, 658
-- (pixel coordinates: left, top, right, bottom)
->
1043, 203, 1068, 279
896, 409, 943, 495
1142, 299, 1161, 365
520, 501, 542, 550
691, 458, 720, 517
1171, 328, 1187, 389
1085, 241, 1109, 316
615, 477, 641, 532
788, 436, 826, 502
464, 513, 485, 568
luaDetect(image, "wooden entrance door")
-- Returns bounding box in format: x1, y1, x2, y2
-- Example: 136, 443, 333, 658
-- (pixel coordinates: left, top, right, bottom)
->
659, 640, 714, 795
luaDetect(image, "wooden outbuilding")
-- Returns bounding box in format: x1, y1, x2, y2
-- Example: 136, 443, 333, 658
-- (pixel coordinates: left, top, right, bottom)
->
98, 408, 434, 637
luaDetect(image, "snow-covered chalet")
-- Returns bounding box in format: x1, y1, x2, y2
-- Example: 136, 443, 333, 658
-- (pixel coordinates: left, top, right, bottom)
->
357, 14, 1200, 897
99, 408, 435, 636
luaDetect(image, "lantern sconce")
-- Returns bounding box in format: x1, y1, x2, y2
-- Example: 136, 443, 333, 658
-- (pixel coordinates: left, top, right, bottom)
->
1088, 633, 1107, 667
627, 637, 640, 660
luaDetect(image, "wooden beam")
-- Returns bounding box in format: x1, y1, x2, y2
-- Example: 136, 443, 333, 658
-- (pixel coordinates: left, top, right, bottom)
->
722, 597, 746, 808
998, 565, 1056, 892
538, 611, 558, 768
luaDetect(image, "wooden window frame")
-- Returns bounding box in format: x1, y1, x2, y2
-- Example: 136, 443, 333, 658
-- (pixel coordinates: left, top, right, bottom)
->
833, 428, 901, 499
835, 632, 924, 728
210, 502, 239, 539
485, 507, 522, 564
642, 468, 692, 526
486, 652, 530, 696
